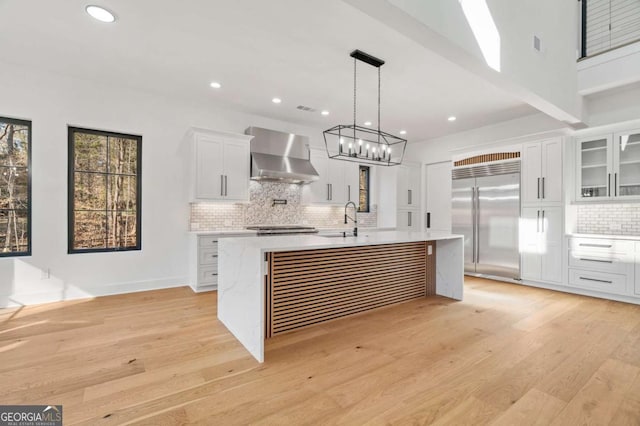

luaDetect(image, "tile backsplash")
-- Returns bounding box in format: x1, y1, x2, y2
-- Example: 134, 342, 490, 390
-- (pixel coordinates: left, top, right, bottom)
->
577, 203, 640, 235
190, 181, 377, 230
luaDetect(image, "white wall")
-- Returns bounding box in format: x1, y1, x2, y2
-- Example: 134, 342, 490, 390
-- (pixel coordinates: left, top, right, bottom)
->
347, 0, 584, 124
0, 61, 328, 307
578, 43, 640, 95
406, 112, 569, 164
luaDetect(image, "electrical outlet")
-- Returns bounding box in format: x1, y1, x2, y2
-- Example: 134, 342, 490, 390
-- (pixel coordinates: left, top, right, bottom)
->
41, 268, 51, 280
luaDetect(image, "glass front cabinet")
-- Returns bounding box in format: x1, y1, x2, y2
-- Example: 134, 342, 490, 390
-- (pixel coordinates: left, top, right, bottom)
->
576, 129, 640, 201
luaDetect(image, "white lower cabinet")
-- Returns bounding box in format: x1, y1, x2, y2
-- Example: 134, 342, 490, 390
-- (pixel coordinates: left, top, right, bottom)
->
520, 206, 562, 284
190, 232, 256, 292
636, 243, 640, 296
568, 237, 634, 297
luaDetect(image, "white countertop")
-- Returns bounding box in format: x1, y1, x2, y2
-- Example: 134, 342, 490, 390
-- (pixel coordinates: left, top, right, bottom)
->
189, 229, 258, 236
221, 230, 463, 252
189, 226, 395, 236
566, 233, 640, 241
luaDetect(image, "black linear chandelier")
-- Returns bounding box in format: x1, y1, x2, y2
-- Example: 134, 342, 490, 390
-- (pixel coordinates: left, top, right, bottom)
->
323, 49, 406, 166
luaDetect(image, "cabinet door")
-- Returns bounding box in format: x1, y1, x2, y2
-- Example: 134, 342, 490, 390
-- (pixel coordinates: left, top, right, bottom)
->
397, 166, 410, 208
307, 150, 330, 203
397, 209, 418, 230
613, 129, 640, 199
223, 141, 249, 201
576, 135, 613, 201
407, 165, 421, 208
195, 138, 225, 199
541, 139, 562, 203
345, 163, 360, 207
425, 161, 452, 232
522, 143, 542, 204
328, 159, 346, 204
540, 207, 563, 283
520, 207, 542, 281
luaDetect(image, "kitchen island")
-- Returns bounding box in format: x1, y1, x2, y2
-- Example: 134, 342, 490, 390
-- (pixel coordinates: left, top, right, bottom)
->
218, 231, 464, 362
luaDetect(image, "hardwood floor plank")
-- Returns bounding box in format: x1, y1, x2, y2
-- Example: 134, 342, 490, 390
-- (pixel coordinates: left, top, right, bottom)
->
1, 278, 640, 425
489, 388, 566, 426
551, 358, 640, 425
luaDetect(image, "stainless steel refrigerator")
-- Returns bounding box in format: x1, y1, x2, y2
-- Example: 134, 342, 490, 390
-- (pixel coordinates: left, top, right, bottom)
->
452, 161, 520, 280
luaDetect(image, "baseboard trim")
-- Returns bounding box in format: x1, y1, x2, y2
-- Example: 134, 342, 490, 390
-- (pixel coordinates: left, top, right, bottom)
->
519, 279, 640, 306
0, 276, 188, 308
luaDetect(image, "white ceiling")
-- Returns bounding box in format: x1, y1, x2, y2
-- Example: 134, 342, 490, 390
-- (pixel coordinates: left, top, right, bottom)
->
0, 0, 538, 141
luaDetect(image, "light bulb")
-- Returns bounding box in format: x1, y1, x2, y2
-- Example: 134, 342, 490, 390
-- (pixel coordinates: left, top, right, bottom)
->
358, 139, 363, 145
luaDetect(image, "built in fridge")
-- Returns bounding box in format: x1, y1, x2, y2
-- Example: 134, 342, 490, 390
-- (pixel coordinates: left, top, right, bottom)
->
452, 161, 521, 280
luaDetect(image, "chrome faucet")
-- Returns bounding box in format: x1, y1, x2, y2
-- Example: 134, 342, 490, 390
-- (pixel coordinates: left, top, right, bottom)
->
344, 201, 358, 237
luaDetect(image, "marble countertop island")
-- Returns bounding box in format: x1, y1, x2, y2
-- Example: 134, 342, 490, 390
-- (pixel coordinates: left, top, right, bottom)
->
218, 230, 464, 362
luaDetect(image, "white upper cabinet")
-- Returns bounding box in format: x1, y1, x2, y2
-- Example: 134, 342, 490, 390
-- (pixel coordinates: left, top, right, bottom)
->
575, 130, 640, 202
397, 163, 421, 209
305, 149, 358, 206
613, 129, 640, 199
190, 128, 251, 202
345, 163, 360, 206
522, 139, 562, 205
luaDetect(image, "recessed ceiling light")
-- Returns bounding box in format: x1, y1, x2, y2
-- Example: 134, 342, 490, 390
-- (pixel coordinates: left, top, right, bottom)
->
85, 5, 116, 23
364, 121, 372, 126
321, 110, 330, 116
448, 116, 457, 122
272, 98, 282, 104
399, 130, 407, 135
210, 82, 222, 89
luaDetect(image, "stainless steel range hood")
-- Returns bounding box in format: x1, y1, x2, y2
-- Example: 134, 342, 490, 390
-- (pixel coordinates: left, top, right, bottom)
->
245, 126, 320, 184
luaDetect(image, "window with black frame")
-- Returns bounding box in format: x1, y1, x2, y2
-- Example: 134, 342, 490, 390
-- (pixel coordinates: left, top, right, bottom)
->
68, 127, 141, 253
358, 165, 370, 213
0, 117, 31, 256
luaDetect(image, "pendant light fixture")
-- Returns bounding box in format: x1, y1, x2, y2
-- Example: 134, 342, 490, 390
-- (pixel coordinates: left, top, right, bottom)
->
323, 50, 406, 166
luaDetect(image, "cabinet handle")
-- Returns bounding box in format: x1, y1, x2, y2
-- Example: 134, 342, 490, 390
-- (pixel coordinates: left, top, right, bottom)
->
579, 258, 613, 263
408, 189, 412, 205
579, 276, 613, 284
579, 243, 612, 248
542, 177, 545, 199
330, 184, 333, 200
408, 211, 412, 227
615, 173, 617, 197
348, 185, 351, 201
541, 210, 545, 233
220, 175, 224, 196
608, 173, 611, 197
327, 184, 331, 201
537, 177, 540, 199
426, 212, 431, 229
537, 210, 540, 233
225, 175, 228, 196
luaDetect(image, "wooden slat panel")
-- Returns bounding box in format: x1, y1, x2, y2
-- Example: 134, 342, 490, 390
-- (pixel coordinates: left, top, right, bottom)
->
426, 241, 436, 296
266, 241, 434, 337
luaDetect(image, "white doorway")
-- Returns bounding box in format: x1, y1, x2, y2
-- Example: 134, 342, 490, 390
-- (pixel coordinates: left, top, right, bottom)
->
425, 161, 452, 232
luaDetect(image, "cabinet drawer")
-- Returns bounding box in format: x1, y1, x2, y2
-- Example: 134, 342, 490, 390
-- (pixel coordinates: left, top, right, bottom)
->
569, 238, 633, 254
199, 248, 218, 265
198, 266, 218, 284
198, 236, 219, 248
568, 269, 628, 295
568, 251, 631, 274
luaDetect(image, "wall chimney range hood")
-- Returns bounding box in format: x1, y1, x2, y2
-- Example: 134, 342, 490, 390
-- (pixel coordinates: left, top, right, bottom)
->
245, 126, 319, 184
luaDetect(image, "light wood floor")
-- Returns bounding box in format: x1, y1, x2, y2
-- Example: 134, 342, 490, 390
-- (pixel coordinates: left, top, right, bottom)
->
2, 277, 640, 425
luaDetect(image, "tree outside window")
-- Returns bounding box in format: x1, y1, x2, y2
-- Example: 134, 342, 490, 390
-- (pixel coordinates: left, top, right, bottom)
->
358, 165, 370, 213
68, 127, 141, 253
0, 117, 31, 256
